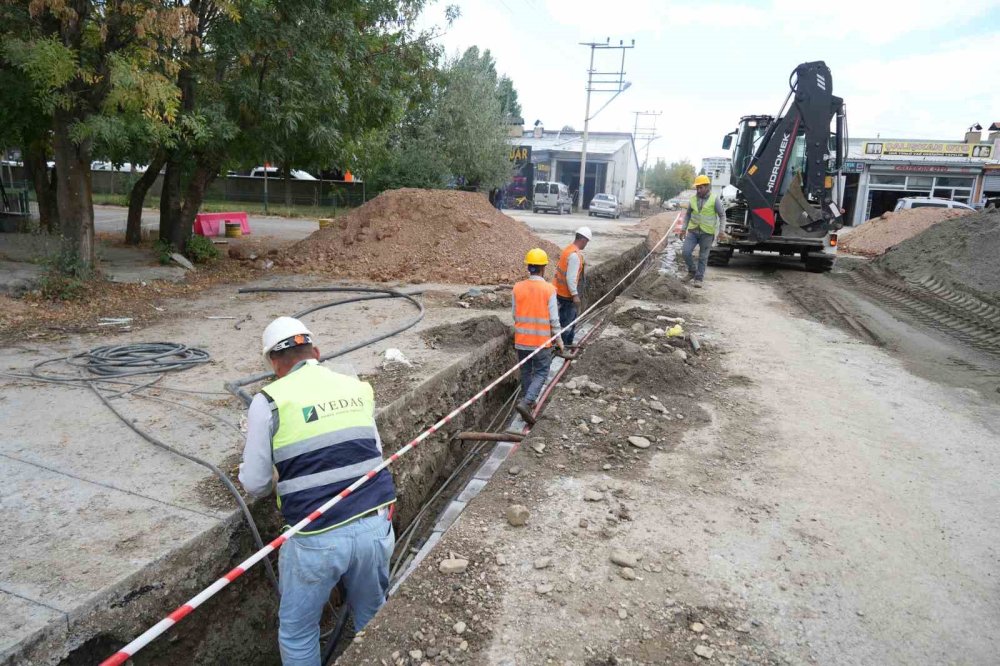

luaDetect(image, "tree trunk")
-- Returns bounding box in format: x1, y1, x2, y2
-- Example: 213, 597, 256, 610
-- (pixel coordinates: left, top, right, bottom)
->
159, 156, 183, 248
52, 113, 96, 273
23, 142, 59, 234
126, 152, 167, 245
177, 158, 220, 251
283, 163, 292, 208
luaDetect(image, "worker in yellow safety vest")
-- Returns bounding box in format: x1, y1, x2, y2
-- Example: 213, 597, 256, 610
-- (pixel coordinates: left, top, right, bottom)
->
512, 248, 565, 425
553, 226, 591, 347
680, 174, 725, 288
239, 317, 396, 665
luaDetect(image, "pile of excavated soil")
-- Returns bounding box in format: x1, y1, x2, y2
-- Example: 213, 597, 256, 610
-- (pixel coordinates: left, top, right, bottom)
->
629, 271, 691, 302
839, 208, 969, 257
877, 208, 1000, 297
280, 189, 560, 284
572, 336, 697, 395
420, 315, 509, 349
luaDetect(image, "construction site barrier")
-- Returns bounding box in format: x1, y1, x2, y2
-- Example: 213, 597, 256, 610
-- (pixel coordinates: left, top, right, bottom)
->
194, 212, 251, 237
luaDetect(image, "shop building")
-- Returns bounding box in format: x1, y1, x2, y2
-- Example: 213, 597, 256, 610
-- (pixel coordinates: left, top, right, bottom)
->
508, 126, 639, 209
844, 128, 999, 226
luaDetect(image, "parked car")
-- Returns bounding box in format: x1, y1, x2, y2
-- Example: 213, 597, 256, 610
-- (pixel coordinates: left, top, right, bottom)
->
533, 180, 572, 215
589, 193, 622, 219
249, 166, 318, 180
893, 197, 975, 212
91, 161, 148, 173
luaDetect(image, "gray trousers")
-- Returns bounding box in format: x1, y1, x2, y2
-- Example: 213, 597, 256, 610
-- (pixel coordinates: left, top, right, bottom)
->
682, 229, 714, 280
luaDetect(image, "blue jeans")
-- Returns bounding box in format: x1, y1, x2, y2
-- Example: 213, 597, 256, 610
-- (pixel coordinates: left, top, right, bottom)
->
557, 297, 578, 346
682, 229, 714, 280
516, 347, 552, 404
277, 513, 395, 666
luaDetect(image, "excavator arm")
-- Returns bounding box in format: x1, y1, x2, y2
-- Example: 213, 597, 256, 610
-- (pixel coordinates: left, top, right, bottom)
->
737, 61, 845, 242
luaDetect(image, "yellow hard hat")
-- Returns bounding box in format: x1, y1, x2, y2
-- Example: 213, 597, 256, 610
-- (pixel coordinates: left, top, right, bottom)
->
524, 248, 549, 266
693, 175, 711, 187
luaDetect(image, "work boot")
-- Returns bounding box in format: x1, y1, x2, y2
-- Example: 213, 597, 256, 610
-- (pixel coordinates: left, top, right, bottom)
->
515, 400, 537, 425
693, 279, 704, 289
681, 273, 695, 283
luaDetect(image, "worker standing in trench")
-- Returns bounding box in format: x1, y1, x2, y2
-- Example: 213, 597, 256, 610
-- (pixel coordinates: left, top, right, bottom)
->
554, 226, 592, 347
513, 249, 566, 425
680, 174, 725, 288
239, 317, 397, 666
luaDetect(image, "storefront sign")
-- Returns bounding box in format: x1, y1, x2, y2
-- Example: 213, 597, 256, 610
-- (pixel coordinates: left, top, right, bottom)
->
842, 160, 865, 173
509, 145, 531, 164
893, 165, 948, 173
864, 141, 993, 158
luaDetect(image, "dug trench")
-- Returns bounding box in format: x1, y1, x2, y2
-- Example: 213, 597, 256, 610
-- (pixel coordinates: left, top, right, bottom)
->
51, 240, 655, 666
335, 256, 778, 665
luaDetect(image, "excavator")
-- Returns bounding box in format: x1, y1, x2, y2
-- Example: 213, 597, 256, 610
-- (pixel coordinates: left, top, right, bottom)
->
712, 61, 846, 272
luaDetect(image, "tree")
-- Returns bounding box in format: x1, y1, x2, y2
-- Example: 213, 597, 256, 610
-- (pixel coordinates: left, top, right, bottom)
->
1, 1, 188, 272
151, 0, 438, 250
646, 159, 696, 202
366, 46, 518, 192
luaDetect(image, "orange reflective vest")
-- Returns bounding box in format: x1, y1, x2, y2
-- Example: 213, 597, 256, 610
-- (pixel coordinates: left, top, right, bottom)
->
512, 278, 556, 349
554, 244, 584, 299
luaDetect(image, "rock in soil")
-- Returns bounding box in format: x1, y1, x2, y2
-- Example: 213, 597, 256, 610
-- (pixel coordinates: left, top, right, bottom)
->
439, 558, 469, 574
584, 489, 604, 502
506, 504, 530, 526
694, 644, 715, 659
610, 548, 640, 568
628, 435, 651, 449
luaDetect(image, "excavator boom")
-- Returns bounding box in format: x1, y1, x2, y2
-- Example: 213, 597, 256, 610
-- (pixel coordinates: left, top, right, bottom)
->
736, 61, 845, 241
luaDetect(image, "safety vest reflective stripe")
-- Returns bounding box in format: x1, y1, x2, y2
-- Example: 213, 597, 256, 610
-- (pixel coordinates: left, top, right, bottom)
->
276, 455, 383, 495
271, 424, 379, 463
262, 363, 395, 533
554, 244, 584, 298
514, 316, 551, 325
513, 279, 555, 349
688, 193, 719, 234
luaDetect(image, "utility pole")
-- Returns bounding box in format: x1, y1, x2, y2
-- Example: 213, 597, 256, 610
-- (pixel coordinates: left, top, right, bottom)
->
632, 110, 662, 191
578, 38, 634, 211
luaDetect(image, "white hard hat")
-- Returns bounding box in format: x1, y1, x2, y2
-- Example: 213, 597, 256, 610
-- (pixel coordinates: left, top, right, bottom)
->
575, 226, 593, 240
262, 316, 314, 358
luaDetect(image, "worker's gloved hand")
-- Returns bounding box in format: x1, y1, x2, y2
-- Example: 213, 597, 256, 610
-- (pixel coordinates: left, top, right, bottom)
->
678, 230, 686, 240
572, 295, 581, 306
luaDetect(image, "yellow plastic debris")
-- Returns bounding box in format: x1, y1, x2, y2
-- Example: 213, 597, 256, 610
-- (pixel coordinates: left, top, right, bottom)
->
666, 324, 685, 338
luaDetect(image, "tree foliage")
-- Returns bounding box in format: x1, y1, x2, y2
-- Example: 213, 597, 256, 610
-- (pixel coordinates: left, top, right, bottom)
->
365, 46, 519, 192
646, 159, 697, 202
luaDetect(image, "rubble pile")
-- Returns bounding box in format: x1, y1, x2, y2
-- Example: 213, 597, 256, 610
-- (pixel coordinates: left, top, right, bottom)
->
838, 207, 969, 257
877, 207, 1000, 298
280, 188, 560, 284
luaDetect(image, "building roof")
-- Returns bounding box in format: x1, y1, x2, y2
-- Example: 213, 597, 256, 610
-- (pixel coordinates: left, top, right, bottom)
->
511, 130, 634, 158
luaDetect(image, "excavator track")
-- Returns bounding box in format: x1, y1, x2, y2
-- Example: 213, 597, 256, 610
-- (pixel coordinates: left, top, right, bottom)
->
838, 266, 1000, 357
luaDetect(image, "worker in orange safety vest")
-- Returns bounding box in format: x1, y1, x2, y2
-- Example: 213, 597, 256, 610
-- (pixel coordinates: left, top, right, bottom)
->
553, 226, 591, 348
511, 248, 565, 425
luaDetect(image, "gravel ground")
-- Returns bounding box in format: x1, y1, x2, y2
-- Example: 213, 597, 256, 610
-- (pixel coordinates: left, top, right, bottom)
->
341, 262, 1000, 666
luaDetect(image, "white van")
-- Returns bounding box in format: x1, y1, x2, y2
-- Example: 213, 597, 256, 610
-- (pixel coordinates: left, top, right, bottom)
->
533, 181, 572, 215
893, 197, 974, 212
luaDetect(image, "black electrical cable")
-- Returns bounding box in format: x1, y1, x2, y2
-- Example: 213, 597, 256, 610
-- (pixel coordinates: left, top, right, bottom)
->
226, 287, 425, 406
4, 343, 281, 594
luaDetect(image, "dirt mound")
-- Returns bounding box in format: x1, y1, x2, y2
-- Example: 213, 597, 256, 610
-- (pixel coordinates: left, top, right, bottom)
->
280, 189, 561, 284
420, 315, 509, 349
838, 207, 969, 257
629, 271, 690, 302
572, 337, 696, 394
876, 207, 1000, 297
627, 211, 681, 249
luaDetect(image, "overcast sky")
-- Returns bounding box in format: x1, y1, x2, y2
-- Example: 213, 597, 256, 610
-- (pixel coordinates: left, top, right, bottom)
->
418, 0, 1000, 171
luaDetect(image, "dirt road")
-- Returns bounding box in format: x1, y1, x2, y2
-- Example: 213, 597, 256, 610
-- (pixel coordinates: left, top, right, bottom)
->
346, 261, 1000, 665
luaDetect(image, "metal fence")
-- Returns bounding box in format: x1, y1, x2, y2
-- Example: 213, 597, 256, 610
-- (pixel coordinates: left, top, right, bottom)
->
3, 165, 366, 209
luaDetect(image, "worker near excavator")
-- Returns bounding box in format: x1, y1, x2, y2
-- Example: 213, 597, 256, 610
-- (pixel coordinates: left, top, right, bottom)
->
680, 174, 725, 288
512, 248, 565, 425
239, 317, 396, 666
554, 226, 591, 347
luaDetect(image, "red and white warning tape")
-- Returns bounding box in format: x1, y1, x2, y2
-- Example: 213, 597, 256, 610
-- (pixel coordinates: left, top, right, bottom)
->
100, 231, 669, 666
